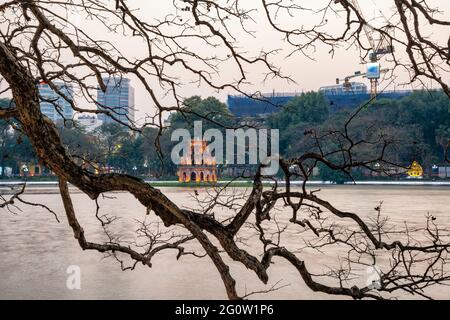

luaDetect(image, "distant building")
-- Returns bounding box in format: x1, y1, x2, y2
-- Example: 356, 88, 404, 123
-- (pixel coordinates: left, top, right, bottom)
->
227, 87, 413, 117
318, 82, 368, 95
406, 161, 424, 178
438, 166, 450, 179
77, 115, 103, 132
38, 81, 74, 122
227, 93, 294, 117
0, 166, 12, 177
19, 163, 48, 177
96, 77, 135, 126
320, 85, 411, 111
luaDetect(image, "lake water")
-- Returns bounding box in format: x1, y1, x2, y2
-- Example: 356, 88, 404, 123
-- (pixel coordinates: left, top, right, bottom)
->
1, 185, 450, 300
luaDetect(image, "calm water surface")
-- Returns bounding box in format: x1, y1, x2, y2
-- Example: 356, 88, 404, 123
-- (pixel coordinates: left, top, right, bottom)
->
1, 185, 450, 299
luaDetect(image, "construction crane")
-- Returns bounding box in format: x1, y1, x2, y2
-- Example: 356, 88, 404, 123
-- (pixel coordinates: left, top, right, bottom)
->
336, 68, 389, 93
335, 0, 394, 98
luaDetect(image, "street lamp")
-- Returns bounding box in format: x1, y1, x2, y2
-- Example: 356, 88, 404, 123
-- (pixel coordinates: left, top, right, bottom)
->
373, 162, 381, 177
143, 162, 148, 177
22, 164, 29, 178
432, 164, 439, 178
132, 165, 137, 175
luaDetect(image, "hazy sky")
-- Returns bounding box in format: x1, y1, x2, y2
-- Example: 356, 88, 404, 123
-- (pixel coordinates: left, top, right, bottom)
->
95, 0, 450, 123
1, 0, 449, 123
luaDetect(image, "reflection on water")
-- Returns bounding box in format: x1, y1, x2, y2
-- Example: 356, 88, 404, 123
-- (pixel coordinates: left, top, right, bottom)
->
1, 185, 450, 299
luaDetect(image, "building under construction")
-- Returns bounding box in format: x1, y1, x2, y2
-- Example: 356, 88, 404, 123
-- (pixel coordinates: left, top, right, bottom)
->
227, 87, 413, 117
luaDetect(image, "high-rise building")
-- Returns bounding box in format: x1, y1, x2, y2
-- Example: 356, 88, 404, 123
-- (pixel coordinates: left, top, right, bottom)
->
96, 77, 135, 126
38, 81, 74, 122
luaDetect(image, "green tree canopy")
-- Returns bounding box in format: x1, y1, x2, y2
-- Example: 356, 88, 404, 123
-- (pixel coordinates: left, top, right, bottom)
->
169, 96, 235, 131
268, 92, 330, 129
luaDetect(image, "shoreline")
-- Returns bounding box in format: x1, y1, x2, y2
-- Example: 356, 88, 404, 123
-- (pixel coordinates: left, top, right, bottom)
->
1, 179, 450, 195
